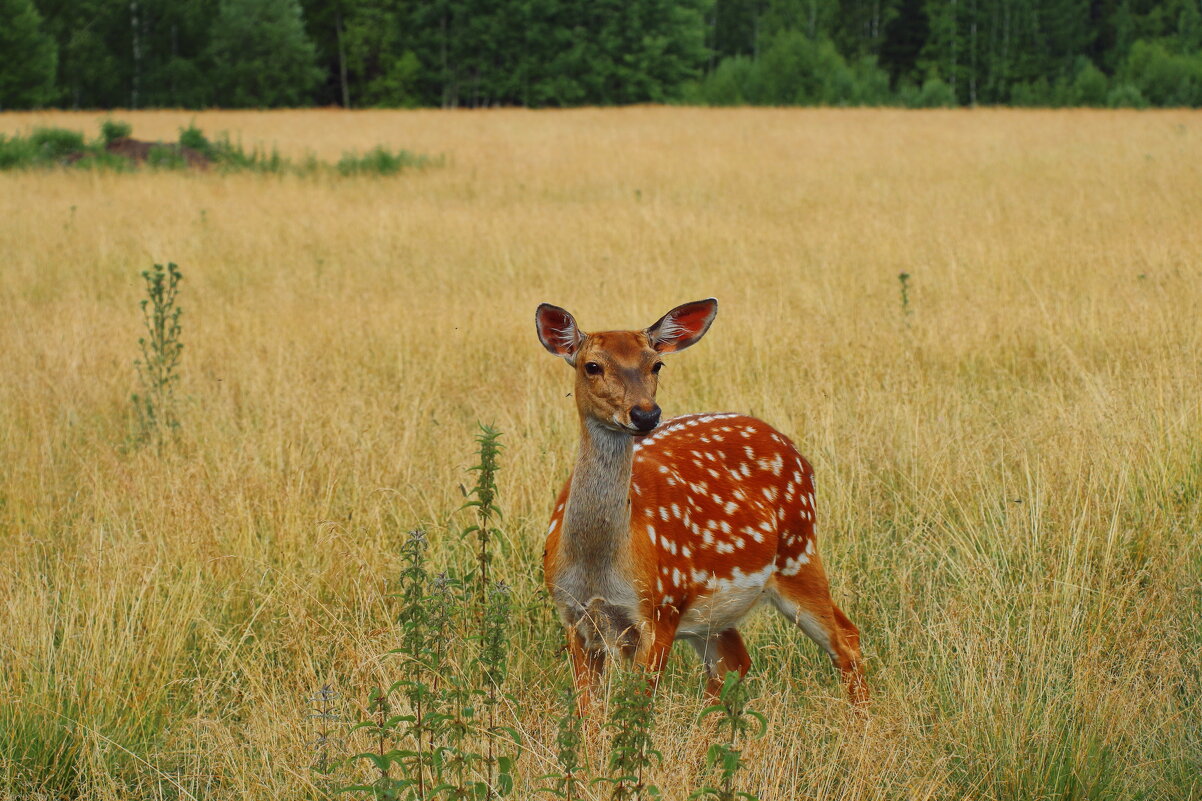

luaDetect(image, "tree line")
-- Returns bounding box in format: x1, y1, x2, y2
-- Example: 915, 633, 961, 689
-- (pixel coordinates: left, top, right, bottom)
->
3, 0, 1202, 110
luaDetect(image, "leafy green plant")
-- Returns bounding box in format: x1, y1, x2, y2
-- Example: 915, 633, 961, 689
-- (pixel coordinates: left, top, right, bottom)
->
178, 123, 215, 158
479, 581, 517, 798
337, 147, 433, 176
310, 684, 344, 794
598, 667, 661, 801
101, 118, 133, 144
147, 144, 187, 169
898, 271, 912, 321
0, 121, 438, 177
540, 689, 587, 801
462, 424, 503, 597
690, 674, 766, 801
30, 127, 86, 161
132, 262, 184, 442
393, 529, 436, 799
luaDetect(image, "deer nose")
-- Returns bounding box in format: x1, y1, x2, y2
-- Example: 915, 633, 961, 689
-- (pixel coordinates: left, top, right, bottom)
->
629, 405, 661, 432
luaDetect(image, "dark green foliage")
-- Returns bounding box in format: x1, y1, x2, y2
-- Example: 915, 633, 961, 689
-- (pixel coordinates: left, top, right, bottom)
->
132, 263, 184, 442
0, 0, 57, 109
207, 0, 323, 107
1121, 38, 1202, 106
17, 0, 1202, 107
691, 32, 891, 106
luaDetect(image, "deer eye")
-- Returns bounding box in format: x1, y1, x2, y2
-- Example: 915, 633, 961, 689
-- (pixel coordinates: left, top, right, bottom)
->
584, 362, 603, 375
651, 362, 664, 374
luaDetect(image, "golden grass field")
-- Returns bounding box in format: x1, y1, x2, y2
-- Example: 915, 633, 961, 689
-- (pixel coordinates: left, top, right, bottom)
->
1, 107, 1200, 800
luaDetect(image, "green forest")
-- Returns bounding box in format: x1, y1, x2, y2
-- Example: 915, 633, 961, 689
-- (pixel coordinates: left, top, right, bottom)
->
3, 0, 1202, 109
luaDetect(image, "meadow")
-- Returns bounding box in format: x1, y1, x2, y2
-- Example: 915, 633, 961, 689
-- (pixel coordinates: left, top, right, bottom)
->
0, 107, 1199, 800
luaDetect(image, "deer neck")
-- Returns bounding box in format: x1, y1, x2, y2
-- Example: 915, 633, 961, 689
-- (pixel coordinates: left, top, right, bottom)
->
563, 417, 634, 571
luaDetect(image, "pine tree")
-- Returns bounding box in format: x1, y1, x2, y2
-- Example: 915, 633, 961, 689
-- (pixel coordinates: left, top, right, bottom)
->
206, 0, 323, 107
0, 0, 58, 109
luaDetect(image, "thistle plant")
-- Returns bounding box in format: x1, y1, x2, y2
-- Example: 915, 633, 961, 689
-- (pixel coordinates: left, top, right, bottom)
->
388, 529, 436, 799
309, 684, 343, 796
132, 262, 183, 441
462, 424, 502, 598
346, 530, 436, 800
479, 581, 518, 798
540, 689, 587, 801
345, 685, 407, 799
898, 271, 912, 322
690, 674, 766, 801
431, 657, 487, 801
598, 667, 661, 801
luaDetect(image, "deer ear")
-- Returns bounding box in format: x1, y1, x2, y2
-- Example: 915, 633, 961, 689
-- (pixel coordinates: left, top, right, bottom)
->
536, 303, 585, 364
646, 298, 718, 353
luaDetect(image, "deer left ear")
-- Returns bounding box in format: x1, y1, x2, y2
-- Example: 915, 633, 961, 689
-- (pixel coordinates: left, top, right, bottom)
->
646, 298, 718, 353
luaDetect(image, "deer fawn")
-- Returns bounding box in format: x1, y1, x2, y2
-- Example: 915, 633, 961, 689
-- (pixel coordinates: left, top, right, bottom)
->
537, 298, 867, 710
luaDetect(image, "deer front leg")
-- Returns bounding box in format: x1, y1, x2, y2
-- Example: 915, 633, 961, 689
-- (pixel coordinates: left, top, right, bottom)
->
567, 628, 605, 716
634, 610, 678, 691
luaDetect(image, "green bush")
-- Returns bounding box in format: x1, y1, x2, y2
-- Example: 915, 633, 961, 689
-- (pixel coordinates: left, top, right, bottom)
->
691, 34, 891, 107
0, 134, 38, 168
29, 127, 85, 160
146, 144, 186, 169
688, 56, 757, 106
899, 75, 957, 108
1070, 58, 1109, 106
337, 146, 429, 176
1121, 40, 1202, 106
1107, 82, 1148, 108
178, 123, 214, 158
100, 118, 132, 144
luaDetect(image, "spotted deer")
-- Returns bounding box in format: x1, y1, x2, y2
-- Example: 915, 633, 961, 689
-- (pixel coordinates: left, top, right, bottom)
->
537, 298, 867, 710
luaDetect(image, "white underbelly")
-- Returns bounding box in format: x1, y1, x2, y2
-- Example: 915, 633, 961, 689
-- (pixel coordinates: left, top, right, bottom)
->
675, 583, 767, 639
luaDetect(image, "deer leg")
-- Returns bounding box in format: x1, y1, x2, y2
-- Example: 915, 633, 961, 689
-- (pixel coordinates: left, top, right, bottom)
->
633, 614, 678, 692
768, 567, 868, 706
689, 629, 752, 697
567, 628, 605, 715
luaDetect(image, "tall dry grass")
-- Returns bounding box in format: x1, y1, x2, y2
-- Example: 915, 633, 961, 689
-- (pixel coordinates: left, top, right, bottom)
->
0, 108, 1199, 800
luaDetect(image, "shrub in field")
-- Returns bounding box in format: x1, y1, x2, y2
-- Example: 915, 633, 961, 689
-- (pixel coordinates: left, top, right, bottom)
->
337, 146, 433, 176
100, 118, 133, 144
0, 119, 438, 175
342, 426, 517, 800
132, 262, 184, 443
178, 122, 215, 158
29, 126, 86, 161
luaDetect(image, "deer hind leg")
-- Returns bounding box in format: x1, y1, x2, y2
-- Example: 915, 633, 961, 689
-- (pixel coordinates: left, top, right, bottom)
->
768, 565, 868, 706
688, 628, 752, 697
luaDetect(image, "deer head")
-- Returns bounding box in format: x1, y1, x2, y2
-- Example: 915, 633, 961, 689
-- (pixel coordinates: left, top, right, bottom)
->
535, 299, 718, 434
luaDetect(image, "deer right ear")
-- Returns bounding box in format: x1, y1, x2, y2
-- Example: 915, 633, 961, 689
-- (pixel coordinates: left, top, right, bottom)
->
536, 303, 585, 364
